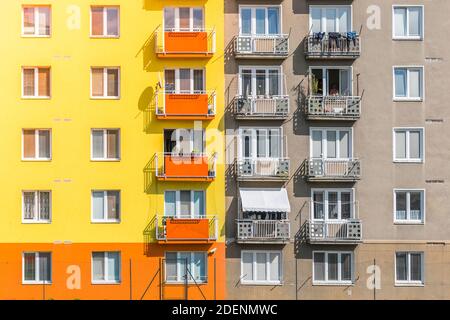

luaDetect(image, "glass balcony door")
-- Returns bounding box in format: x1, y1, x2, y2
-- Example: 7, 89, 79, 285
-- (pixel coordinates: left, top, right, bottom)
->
312, 190, 353, 221
240, 128, 282, 160
240, 6, 280, 36
311, 68, 352, 96
164, 7, 204, 31
310, 6, 351, 33
311, 128, 352, 160
164, 128, 205, 155
240, 67, 282, 98
164, 190, 205, 218
164, 69, 205, 94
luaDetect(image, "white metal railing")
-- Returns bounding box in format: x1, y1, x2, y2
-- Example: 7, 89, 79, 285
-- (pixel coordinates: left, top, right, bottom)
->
236, 158, 289, 179
235, 34, 289, 56
306, 158, 361, 179
155, 152, 217, 179
237, 219, 290, 241
155, 89, 216, 117
307, 219, 362, 242
155, 27, 216, 54
307, 95, 361, 118
156, 215, 218, 241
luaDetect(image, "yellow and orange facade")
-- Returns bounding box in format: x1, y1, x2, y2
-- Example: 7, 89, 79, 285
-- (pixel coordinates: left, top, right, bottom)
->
0, 0, 225, 300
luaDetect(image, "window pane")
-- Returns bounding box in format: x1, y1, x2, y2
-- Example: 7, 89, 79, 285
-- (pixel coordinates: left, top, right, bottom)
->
313, 252, 325, 281
339, 131, 349, 158
410, 253, 422, 281
179, 191, 191, 217
394, 8, 406, 37
38, 7, 51, 36
107, 69, 119, 97
107, 252, 120, 281
341, 192, 351, 219
106, 8, 119, 36
312, 130, 322, 158
179, 69, 190, 92
164, 8, 175, 30
193, 9, 203, 30
328, 192, 338, 220
23, 68, 35, 96
395, 131, 407, 159
24, 253, 36, 281
91, 68, 104, 97
325, 8, 337, 33
408, 8, 421, 37
267, 8, 279, 34
92, 191, 105, 220
341, 253, 352, 281
256, 129, 267, 157
23, 8, 35, 35
269, 253, 280, 282
91, 7, 104, 36
255, 9, 266, 35
396, 253, 408, 281
310, 8, 322, 33
409, 130, 421, 159
338, 8, 349, 33
255, 70, 266, 96
39, 192, 50, 221
395, 192, 407, 220
107, 130, 119, 159
269, 129, 280, 158
193, 70, 204, 92
179, 8, 190, 30
395, 69, 407, 97
38, 253, 51, 282
256, 253, 267, 281
410, 192, 422, 220
165, 191, 176, 217
92, 252, 105, 281
327, 253, 338, 281
192, 253, 206, 281
107, 191, 120, 220
23, 130, 36, 158
165, 252, 177, 281
38, 68, 50, 97
409, 69, 421, 98
178, 252, 189, 281
326, 131, 337, 158
38, 130, 50, 158
193, 191, 205, 217
268, 70, 280, 96
313, 192, 324, 220
193, 129, 203, 153
242, 252, 253, 281
165, 70, 175, 92
92, 130, 104, 158
23, 192, 36, 220
240, 9, 251, 34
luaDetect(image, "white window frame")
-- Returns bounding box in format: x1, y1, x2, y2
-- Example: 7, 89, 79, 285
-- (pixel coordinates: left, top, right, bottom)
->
310, 188, 355, 221
238, 66, 284, 97
22, 190, 52, 223
90, 67, 121, 99
164, 190, 206, 218
22, 252, 52, 284
90, 129, 121, 161
238, 5, 283, 36
21, 129, 52, 161
312, 251, 354, 286
309, 66, 353, 96
394, 252, 424, 286
309, 127, 353, 159
392, 66, 424, 101
392, 5, 424, 40
91, 251, 121, 284
164, 68, 205, 94
240, 250, 283, 285
91, 190, 121, 223
165, 252, 208, 283
90, 6, 120, 38
163, 7, 205, 31
393, 127, 424, 163
309, 5, 353, 33
21, 5, 52, 37
238, 126, 284, 160
393, 189, 425, 224
21, 67, 51, 99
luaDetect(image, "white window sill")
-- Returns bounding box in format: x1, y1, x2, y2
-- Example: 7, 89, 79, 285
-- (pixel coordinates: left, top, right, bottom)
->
393, 98, 423, 102
312, 281, 354, 286
21, 34, 51, 38
23, 281, 52, 285
90, 158, 121, 162
91, 281, 121, 285
21, 158, 52, 162
90, 96, 120, 100
91, 220, 121, 224
240, 281, 282, 286
393, 160, 424, 164
394, 221, 424, 225
90, 35, 120, 39
22, 220, 51, 224
165, 281, 208, 285
393, 37, 423, 41
395, 282, 424, 287
21, 96, 51, 100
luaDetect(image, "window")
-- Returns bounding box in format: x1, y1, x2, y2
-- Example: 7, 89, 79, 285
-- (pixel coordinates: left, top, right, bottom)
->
393, 6, 423, 39
22, 129, 51, 160
164, 69, 205, 94
91, 67, 120, 98
164, 190, 205, 218
393, 128, 424, 162
164, 7, 204, 31
313, 251, 353, 285
92, 191, 120, 222
92, 252, 121, 284
394, 190, 424, 223
23, 252, 51, 284
22, 6, 51, 36
239, 6, 281, 35
310, 67, 352, 96
22, 67, 51, 98
239, 67, 283, 97
239, 127, 282, 159
164, 128, 205, 155
165, 252, 207, 283
22, 191, 51, 223
91, 129, 120, 160
91, 6, 119, 37
310, 128, 352, 159
395, 252, 424, 285
393, 67, 423, 100
241, 251, 282, 285
312, 189, 354, 221
310, 6, 352, 33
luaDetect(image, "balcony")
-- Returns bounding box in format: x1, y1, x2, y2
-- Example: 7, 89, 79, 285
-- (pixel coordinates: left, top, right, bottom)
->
305, 219, 362, 244
234, 96, 289, 120
236, 158, 290, 181
304, 158, 361, 182
236, 220, 290, 244
156, 216, 218, 243
306, 96, 361, 121
304, 32, 360, 59
155, 153, 216, 182
155, 28, 216, 58
156, 90, 216, 120
235, 34, 289, 59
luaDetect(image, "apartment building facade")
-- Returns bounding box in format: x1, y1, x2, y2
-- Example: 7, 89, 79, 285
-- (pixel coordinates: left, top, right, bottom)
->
225, 0, 450, 299
0, 0, 225, 299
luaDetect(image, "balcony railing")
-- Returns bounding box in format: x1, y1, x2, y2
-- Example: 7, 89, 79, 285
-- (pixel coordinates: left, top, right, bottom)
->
306, 219, 362, 243
236, 158, 290, 180
234, 95, 289, 119
235, 34, 289, 58
306, 95, 361, 120
304, 32, 360, 59
237, 219, 290, 243
155, 152, 216, 181
156, 215, 218, 242
156, 90, 216, 119
304, 158, 361, 181
155, 28, 216, 57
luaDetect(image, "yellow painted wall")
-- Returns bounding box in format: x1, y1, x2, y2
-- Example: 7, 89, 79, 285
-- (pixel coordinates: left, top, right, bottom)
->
0, 0, 225, 244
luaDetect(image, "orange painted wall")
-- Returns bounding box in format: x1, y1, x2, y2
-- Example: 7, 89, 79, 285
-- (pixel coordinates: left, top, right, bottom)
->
0, 243, 225, 300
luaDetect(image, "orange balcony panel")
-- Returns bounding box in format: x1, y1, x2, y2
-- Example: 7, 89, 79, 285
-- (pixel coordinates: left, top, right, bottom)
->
161, 155, 211, 181
157, 94, 213, 120
159, 32, 212, 57
164, 218, 211, 241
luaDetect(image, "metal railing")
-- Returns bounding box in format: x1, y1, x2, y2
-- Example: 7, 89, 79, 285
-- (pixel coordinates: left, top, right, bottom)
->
305, 158, 361, 180
155, 89, 216, 117
155, 152, 217, 179
307, 95, 361, 118
235, 34, 289, 56
155, 27, 216, 55
237, 219, 290, 242
236, 158, 290, 179
234, 95, 289, 118
156, 215, 218, 241
304, 32, 360, 58
306, 219, 362, 242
